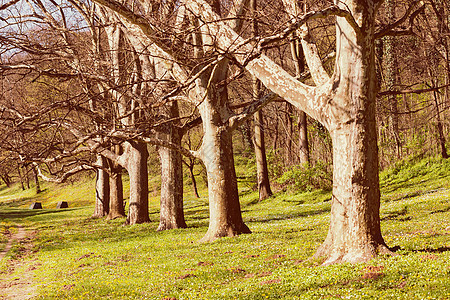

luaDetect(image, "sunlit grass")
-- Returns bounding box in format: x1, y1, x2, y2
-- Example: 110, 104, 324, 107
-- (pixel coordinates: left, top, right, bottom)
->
0, 156, 449, 299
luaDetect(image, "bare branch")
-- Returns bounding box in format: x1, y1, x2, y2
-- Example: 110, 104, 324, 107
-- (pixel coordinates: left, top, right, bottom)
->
378, 83, 450, 96
375, 0, 426, 39
34, 162, 96, 183
0, 0, 20, 11
228, 91, 278, 130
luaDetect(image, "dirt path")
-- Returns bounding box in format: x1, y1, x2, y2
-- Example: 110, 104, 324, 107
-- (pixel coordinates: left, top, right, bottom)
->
0, 225, 26, 260
0, 225, 38, 300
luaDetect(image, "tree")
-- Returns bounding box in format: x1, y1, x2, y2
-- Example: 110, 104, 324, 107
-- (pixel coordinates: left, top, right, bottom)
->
93, 155, 110, 218
251, 0, 272, 201
94, 0, 270, 241
174, 0, 427, 263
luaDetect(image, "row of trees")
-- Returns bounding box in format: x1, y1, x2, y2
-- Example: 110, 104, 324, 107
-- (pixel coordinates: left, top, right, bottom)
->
0, 0, 448, 264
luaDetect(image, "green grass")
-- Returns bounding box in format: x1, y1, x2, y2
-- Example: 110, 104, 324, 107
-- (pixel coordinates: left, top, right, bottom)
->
0, 157, 449, 299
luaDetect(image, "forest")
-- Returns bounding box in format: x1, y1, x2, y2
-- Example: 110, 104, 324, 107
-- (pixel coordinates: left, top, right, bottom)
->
0, 0, 449, 299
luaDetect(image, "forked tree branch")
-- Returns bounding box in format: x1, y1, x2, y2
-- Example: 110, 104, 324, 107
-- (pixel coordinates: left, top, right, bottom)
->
375, 0, 426, 39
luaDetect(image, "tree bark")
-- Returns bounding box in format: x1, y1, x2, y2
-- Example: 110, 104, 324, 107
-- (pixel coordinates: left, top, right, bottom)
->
25, 165, 30, 189
125, 141, 150, 224
107, 145, 125, 219
312, 1, 390, 264
157, 102, 187, 231
197, 60, 251, 242
285, 102, 294, 164
314, 126, 387, 264
93, 155, 110, 218
199, 98, 251, 241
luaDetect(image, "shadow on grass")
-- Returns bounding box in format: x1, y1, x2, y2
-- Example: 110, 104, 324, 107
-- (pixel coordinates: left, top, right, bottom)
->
390, 246, 450, 253
248, 206, 331, 223
184, 207, 209, 220
381, 175, 448, 196
0, 197, 35, 208
415, 246, 450, 253
0, 208, 81, 221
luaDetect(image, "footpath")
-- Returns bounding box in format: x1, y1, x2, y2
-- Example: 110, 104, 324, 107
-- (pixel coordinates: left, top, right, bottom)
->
0, 225, 38, 300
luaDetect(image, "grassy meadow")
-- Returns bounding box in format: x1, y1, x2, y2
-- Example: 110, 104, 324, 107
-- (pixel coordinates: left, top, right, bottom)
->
0, 157, 449, 299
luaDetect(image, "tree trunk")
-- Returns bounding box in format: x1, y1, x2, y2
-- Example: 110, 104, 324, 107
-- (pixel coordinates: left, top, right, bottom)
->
254, 108, 273, 201
285, 102, 295, 164
298, 111, 310, 165
108, 168, 125, 219
25, 165, 30, 189
0, 175, 11, 188
289, 30, 310, 165
313, 2, 390, 264
199, 108, 251, 241
250, 0, 272, 202
125, 141, 150, 224
187, 163, 201, 198
384, 0, 401, 158
93, 155, 110, 218
107, 145, 125, 220
17, 164, 25, 191
33, 167, 41, 194
432, 89, 449, 159
240, 121, 254, 151
157, 102, 187, 230
314, 126, 388, 264
198, 64, 251, 241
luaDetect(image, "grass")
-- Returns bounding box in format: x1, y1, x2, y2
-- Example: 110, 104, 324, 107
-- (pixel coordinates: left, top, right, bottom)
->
0, 156, 449, 299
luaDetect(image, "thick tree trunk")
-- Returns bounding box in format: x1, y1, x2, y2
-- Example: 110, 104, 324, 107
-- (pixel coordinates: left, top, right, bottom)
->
313, 1, 390, 264
125, 141, 150, 224
199, 115, 251, 242
198, 68, 251, 241
108, 168, 125, 219
107, 145, 125, 220
93, 155, 110, 218
157, 115, 187, 231
314, 127, 388, 264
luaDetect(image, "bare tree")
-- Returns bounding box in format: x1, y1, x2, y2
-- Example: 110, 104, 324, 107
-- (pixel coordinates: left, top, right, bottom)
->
170, 0, 425, 263
251, 0, 272, 201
